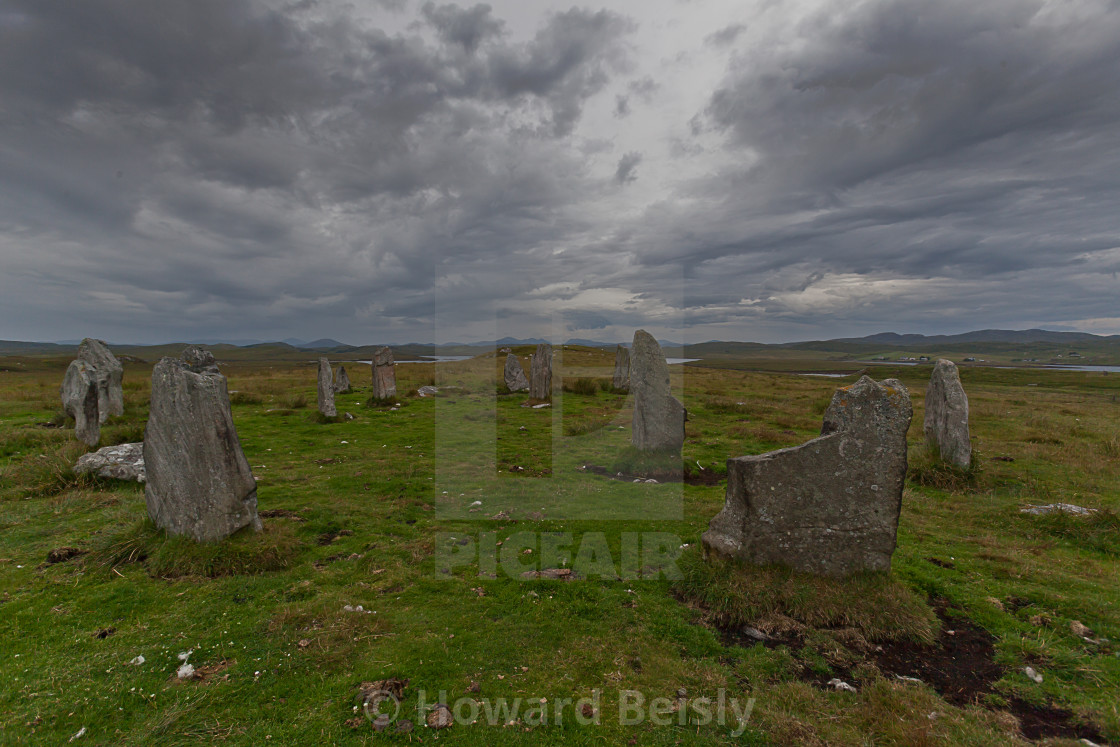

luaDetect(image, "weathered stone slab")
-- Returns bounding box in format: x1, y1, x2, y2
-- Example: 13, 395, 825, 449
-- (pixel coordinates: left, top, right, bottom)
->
333, 365, 351, 394
702, 376, 912, 577
504, 353, 530, 392
923, 359, 971, 468
612, 344, 630, 391
529, 344, 552, 401
630, 330, 685, 452
61, 360, 100, 447
143, 346, 261, 542
371, 347, 397, 400
78, 338, 124, 422
317, 357, 337, 417
74, 442, 145, 482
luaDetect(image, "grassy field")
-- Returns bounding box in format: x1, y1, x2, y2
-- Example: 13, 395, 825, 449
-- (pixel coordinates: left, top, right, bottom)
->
1, 347, 1118, 745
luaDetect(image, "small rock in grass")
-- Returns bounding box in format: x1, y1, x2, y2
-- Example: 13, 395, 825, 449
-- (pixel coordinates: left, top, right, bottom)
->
372, 714, 391, 732
128, 655, 145, 666
395, 719, 414, 733
741, 627, 769, 642
1071, 620, 1093, 638
1024, 666, 1043, 684
427, 704, 453, 729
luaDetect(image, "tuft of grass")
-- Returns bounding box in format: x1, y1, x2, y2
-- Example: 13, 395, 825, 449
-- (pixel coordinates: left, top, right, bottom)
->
1019, 508, 1120, 556
283, 393, 309, 409
562, 377, 600, 396
229, 391, 264, 405
87, 519, 300, 578
676, 547, 938, 644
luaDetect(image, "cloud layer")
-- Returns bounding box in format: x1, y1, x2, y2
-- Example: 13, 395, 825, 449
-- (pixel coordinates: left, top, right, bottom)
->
1, 0, 1117, 343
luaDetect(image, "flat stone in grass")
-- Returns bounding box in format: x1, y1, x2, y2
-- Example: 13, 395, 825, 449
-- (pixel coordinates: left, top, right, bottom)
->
504, 353, 530, 392
371, 346, 397, 400
630, 330, 685, 452
61, 359, 100, 447
612, 344, 630, 391
333, 364, 351, 394
74, 442, 145, 482
702, 375, 912, 577
317, 357, 337, 417
529, 343, 552, 400
78, 337, 124, 422
923, 358, 971, 468
143, 346, 261, 542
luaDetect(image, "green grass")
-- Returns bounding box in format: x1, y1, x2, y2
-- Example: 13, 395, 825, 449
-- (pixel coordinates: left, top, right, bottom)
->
0, 350, 1118, 744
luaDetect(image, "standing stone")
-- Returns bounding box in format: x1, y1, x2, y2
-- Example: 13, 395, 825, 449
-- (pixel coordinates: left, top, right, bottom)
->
612, 344, 630, 391
924, 359, 971, 468
77, 338, 124, 422
529, 344, 552, 401
371, 347, 397, 400
504, 353, 530, 393
702, 376, 912, 577
143, 346, 261, 542
317, 357, 337, 417
333, 365, 352, 394
61, 360, 100, 447
630, 330, 685, 452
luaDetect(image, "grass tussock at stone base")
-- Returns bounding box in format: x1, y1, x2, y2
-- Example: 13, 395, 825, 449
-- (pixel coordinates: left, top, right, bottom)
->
87, 520, 299, 578
676, 548, 938, 644
610, 445, 685, 481
906, 445, 985, 492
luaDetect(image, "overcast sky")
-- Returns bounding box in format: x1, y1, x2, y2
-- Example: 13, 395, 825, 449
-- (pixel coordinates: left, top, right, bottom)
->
2, 0, 1118, 345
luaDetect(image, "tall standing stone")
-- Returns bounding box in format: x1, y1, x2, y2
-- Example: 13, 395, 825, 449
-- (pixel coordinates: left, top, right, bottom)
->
924, 359, 971, 469
504, 353, 530, 393
317, 357, 337, 417
612, 344, 630, 391
702, 376, 912, 577
529, 344, 552, 401
333, 365, 352, 394
61, 360, 100, 447
77, 338, 124, 422
371, 346, 397, 400
143, 346, 261, 542
630, 330, 685, 452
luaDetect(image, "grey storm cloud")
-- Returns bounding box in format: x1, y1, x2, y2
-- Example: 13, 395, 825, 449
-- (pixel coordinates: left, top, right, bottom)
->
615, 152, 642, 184
0, 0, 1118, 345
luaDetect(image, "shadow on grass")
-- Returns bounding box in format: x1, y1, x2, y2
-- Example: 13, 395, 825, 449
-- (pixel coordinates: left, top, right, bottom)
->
674, 547, 937, 644
87, 519, 300, 578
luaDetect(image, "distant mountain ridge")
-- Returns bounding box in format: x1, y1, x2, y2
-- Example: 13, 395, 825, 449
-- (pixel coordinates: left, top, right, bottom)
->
2, 328, 1117, 359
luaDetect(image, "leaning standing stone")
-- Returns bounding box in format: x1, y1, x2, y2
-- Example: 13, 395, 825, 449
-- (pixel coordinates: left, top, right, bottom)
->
504, 353, 530, 393
333, 365, 351, 394
371, 347, 397, 400
612, 344, 630, 391
317, 357, 337, 417
143, 346, 261, 542
630, 330, 685, 452
61, 360, 100, 447
529, 344, 552, 401
77, 338, 124, 422
702, 376, 912, 577
923, 359, 971, 468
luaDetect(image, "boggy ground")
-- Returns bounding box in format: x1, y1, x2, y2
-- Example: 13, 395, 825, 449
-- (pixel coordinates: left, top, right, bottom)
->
0, 347, 1118, 745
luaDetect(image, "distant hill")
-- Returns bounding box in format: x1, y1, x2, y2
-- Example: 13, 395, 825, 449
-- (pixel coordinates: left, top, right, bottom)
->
818, 329, 1119, 347
299, 338, 350, 350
